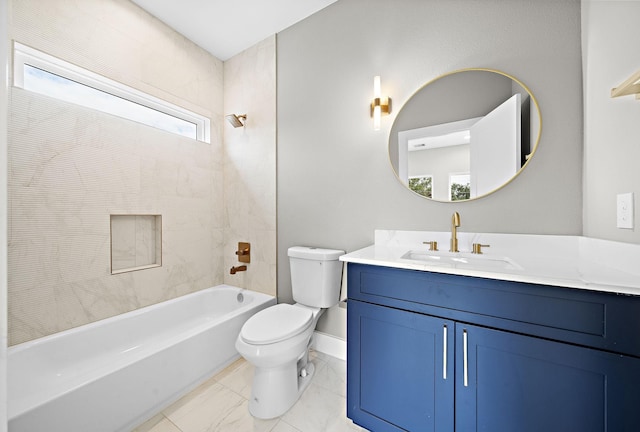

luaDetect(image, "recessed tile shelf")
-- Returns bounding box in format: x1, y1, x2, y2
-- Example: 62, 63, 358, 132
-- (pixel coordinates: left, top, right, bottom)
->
110, 214, 162, 274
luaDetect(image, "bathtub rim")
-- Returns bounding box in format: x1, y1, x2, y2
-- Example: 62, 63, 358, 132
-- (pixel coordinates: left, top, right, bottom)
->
8, 284, 272, 353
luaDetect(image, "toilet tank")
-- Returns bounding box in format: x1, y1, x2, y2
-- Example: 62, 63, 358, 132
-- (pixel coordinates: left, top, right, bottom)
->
288, 246, 345, 308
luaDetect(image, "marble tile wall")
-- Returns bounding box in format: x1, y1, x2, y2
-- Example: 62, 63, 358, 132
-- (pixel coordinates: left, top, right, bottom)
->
7, 0, 225, 345
223, 36, 277, 297
10, 0, 222, 120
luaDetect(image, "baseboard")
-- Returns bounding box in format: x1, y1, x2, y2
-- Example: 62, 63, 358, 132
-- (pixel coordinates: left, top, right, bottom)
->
312, 331, 346, 361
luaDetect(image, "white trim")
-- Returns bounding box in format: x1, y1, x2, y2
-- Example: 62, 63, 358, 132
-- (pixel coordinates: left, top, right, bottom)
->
13, 42, 210, 143
110, 264, 161, 275
1, 1, 9, 430
312, 331, 346, 361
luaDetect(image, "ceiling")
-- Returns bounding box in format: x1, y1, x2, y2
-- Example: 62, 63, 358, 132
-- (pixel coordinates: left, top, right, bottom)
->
131, 0, 338, 61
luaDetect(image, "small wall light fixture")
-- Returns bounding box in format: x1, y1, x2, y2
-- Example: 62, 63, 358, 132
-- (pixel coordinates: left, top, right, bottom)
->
370, 76, 391, 130
225, 113, 247, 128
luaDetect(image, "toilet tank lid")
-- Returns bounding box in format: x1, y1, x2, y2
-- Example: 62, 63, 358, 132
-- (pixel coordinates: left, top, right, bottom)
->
288, 246, 344, 261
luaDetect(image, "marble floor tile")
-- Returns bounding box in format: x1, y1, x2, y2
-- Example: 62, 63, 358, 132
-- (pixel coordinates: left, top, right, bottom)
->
209, 399, 280, 432
281, 382, 362, 432
312, 355, 347, 398
270, 420, 302, 432
133, 414, 181, 432
134, 352, 365, 432
216, 357, 255, 400
163, 381, 245, 432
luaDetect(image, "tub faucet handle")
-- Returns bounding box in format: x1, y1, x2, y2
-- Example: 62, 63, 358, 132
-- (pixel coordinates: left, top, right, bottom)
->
235, 242, 250, 263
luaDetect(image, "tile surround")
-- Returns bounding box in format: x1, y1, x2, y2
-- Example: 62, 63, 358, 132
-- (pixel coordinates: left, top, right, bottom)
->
10, 0, 222, 118
134, 352, 365, 432
223, 35, 277, 298
8, 0, 276, 345
8, 0, 277, 345
8, 87, 222, 345
7, 2, 224, 345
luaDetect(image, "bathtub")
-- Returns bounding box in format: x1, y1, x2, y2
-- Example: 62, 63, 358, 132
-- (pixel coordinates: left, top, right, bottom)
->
7, 285, 276, 432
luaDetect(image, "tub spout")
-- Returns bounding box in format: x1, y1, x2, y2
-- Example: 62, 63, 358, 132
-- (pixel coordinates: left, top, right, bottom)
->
230, 265, 247, 275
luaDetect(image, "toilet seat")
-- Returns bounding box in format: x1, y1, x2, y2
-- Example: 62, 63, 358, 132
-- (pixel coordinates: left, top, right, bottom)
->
240, 304, 313, 345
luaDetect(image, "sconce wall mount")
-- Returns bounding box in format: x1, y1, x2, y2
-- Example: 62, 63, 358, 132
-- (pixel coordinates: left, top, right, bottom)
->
370, 96, 392, 116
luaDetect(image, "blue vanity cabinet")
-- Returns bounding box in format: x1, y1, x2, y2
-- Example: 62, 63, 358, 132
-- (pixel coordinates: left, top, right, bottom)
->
347, 299, 455, 432
456, 323, 640, 432
346, 263, 640, 432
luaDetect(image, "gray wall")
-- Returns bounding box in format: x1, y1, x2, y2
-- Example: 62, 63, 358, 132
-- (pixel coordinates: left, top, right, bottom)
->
277, 0, 583, 337
582, 0, 640, 243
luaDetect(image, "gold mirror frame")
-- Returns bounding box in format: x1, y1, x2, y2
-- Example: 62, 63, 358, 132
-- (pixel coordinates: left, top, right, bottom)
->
389, 68, 542, 202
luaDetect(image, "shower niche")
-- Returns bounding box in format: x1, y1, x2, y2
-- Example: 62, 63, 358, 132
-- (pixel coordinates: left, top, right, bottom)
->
110, 214, 162, 274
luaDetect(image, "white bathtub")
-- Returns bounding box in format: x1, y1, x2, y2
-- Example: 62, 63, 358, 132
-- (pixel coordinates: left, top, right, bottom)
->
7, 285, 276, 432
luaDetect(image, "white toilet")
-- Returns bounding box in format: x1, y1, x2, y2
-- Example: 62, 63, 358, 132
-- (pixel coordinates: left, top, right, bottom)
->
235, 246, 344, 419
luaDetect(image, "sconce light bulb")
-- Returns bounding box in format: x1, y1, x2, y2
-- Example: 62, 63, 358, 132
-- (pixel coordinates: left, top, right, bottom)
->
373, 105, 381, 131
374, 75, 381, 98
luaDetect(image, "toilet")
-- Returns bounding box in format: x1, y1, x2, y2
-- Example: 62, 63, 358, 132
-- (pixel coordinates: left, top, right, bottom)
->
235, 246, 344, 419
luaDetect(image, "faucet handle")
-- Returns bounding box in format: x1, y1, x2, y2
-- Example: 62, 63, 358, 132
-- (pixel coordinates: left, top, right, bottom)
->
423, 241, 439, 251
472, 243, 490, 254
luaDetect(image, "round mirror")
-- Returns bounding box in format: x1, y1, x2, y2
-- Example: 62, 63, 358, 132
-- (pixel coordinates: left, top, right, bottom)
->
389, 68, 541, 202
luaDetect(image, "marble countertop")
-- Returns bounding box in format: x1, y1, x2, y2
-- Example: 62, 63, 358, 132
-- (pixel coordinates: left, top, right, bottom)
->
340, 230, 640, 296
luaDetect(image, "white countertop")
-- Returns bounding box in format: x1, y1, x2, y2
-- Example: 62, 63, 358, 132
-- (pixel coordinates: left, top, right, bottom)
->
340, 230, 640, 296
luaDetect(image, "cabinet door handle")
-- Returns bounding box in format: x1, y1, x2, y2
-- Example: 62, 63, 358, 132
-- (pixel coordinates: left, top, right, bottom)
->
463, 329, 469, 387
443, 325, 448, 380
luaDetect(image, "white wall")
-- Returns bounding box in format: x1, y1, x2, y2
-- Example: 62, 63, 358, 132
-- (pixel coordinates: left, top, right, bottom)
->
582, 0, 640, 243
277, 0, 584, 337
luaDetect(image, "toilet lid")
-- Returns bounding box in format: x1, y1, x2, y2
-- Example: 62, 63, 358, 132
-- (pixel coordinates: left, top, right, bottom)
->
241, 303, 313, 345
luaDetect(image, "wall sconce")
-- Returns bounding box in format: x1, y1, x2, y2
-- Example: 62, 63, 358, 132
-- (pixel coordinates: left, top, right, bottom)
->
370, 76, 391, 130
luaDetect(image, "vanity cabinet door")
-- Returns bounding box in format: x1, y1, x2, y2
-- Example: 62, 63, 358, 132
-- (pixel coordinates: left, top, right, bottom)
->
456, 324, 640, 432
347, 300, 454, 432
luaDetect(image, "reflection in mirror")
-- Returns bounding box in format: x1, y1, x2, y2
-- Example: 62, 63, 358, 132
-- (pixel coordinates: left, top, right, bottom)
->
389, 69, 540, 202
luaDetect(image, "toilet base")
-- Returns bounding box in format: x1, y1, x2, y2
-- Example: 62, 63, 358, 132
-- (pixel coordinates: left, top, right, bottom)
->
248, 358, 316, 419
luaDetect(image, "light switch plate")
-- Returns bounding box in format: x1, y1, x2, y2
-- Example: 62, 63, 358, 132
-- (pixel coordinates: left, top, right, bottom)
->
617, 192, 634, 229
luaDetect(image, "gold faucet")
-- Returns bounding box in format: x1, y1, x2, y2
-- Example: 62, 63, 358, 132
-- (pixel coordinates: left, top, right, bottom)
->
450, 212, 461, 253
230, 265, 247, 275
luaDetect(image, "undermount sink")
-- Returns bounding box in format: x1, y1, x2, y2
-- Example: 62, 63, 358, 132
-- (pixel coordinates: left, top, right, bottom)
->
400, 250, 523, 271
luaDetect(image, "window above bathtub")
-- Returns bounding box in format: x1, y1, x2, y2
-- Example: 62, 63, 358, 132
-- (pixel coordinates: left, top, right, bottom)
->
13, 42, 211, 143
